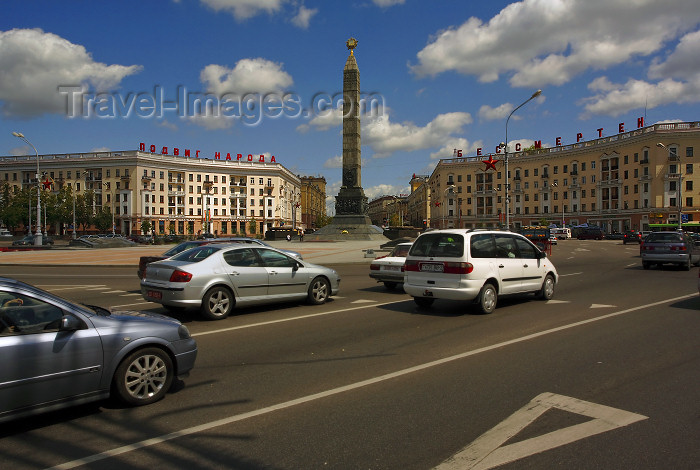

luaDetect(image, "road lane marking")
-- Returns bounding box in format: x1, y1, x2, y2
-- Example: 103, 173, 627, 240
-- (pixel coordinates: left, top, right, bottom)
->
109, 302, 154, 308
351, 299, 376, 304
192, 300, 408, 337
48, 292, 695, 470
590, 304, 616, 308
434, 392, 647, 470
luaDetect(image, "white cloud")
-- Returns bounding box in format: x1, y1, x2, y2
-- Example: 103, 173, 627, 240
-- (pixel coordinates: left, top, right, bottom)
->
364, 111, 473, 157
200, 58, 293, 95
291, 5, 318, 29
478, 103, 514, 121
200, 0, 285, 21
155, 120, 179, 131
364, 184, 410, 200
428, 138, 474, 160
410, 0, 700, 88
0, 28, 141, 117
372, 0, 405, 7
90, 147, 111, 152
323, 155, 343, 168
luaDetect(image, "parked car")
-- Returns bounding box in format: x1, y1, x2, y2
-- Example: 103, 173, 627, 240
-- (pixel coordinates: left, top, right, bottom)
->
11, 235, 54, 246
641, 231, 700, 270
548, 235, 558, 245
141, 244, 339, 320
137, 237, 302, 279
403, 229, 558, 314
577, 228, 605, 240
369, 242, 412, 290
623, 230, 642, 244
606, 232, 624, 240
0, 228, 11, 237
0, 277, 197, 423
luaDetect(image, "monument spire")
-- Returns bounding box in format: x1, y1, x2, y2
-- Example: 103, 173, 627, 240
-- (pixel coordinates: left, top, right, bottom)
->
306, 37, 387, 241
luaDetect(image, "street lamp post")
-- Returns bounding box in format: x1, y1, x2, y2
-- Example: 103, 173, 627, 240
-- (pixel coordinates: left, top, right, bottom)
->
12, 132, 42, 246
104, 182, 115, 235
657, 142, 683, 230
502, 90, 541, 231
72, 186, 77, 239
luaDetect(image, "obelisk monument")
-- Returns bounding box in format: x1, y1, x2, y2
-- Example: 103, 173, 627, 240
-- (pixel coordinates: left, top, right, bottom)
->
307, 38, 387, 241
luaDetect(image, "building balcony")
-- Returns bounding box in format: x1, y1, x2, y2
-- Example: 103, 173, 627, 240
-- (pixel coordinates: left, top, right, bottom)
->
640, 159, 649, 164
168, 190, 185, 196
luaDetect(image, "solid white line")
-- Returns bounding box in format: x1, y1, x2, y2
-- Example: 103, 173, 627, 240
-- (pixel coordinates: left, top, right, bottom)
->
109, 302, 154, 308
192, 300, 408, 337
48, 292, 696, 470
558, 272, 582, 277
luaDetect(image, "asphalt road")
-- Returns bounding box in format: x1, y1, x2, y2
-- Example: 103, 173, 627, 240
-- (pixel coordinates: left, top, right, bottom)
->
0, 240, 698, 470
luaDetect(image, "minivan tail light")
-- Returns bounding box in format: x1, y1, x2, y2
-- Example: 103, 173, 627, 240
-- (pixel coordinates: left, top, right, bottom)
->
370, 263, 380, 271
169, 269, 193, 283
444, 262, 473, 274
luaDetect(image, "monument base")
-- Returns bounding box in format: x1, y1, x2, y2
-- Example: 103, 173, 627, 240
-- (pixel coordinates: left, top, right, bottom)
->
305, 215, 388, 241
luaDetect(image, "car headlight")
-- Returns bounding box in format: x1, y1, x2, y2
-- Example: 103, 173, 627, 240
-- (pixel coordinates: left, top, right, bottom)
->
178, 325, 192, 339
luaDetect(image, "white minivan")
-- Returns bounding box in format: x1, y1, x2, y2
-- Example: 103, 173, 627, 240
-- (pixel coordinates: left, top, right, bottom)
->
403, 229, 558, 314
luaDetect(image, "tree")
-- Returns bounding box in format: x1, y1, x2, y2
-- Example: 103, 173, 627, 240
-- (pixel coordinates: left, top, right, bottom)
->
248, 219, 257, 234
141, 219, 152, 235
316, 213, 332, 228
94, 207, 112, 233
76, 190, 95, 233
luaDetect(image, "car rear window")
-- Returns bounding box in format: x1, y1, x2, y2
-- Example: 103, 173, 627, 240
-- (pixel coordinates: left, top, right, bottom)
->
410, 233, 464, 258
647, 233, 682, 242
171, 245, 221, 262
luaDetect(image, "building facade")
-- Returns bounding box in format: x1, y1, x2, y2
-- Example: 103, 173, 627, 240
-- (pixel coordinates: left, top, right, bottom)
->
300, 176, 327, 230
0, 149, 302, 236
426, 121, 699, 232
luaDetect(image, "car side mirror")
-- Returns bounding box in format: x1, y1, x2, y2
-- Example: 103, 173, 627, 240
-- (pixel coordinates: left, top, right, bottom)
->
59, 316, 81, 331
292, 262, 300, 271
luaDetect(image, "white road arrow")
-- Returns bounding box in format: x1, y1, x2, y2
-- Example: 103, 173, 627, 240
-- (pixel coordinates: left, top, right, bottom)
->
435, 392, 647, 470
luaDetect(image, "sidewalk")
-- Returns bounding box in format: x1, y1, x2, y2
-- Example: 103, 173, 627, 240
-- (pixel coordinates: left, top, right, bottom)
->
0, 239, 389, 267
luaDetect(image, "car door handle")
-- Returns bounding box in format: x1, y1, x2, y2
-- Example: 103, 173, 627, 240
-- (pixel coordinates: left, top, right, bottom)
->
523, 264, 529, 268
269, 271, 278, 275
229, 271, 240, 276
498, 264, 505, 268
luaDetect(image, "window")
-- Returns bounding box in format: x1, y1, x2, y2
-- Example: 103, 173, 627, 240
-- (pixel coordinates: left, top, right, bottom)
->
686, 147, 694, 157
0, 290, 65, 335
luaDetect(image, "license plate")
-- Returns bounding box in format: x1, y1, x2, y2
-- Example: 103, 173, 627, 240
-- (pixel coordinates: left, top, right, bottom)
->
147, 290, 162, 300
383, 265, 400, 271
420, 263, 444, 272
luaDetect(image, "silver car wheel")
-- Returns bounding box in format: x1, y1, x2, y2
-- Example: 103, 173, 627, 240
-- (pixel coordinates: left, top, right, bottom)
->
476, 283, 497, 314
114, 347, 173, 406
201, 286, 233, 320
538, 274, 555, 300
308, 277, 330, 305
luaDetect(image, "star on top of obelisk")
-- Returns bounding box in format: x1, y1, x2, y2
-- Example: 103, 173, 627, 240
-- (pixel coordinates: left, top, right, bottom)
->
346, 37, 358, 55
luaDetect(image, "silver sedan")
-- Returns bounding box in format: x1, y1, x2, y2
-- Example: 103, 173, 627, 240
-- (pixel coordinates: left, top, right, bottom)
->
141, 244, 341, 320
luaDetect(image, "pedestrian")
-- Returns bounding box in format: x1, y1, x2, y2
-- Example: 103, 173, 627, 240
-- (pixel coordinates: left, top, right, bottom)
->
299, 228, 304, 242
286, 233, 291, 242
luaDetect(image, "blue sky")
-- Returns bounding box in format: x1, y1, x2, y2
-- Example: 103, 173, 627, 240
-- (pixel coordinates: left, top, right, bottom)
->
2, 0, 700, 213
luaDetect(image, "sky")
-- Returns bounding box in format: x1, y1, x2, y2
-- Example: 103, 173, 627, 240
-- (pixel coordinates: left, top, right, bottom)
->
2, 0, 700, 214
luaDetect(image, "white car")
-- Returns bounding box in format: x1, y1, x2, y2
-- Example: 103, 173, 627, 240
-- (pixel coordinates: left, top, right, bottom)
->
369, 242, 412, 290
403, 229, 558, 314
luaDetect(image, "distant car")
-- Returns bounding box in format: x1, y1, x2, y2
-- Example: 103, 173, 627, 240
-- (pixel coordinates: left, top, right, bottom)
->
641, 231, 700, 270
577, 228, 605, 240
606, 232, 624, 240
12, 235, 53, 246
0, 229, 11, 237
79, 234, 100, 239
623, 230, 642, 244
137, 237, 303, 279
369, 242, 412, 290
548, 236, 558, 245
141, 244, 340, 320
0, 277, 197, 423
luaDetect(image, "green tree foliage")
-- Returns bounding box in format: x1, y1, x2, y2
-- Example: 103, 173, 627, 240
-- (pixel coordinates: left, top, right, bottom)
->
141, 219, 152, 235
93, 207, 113, 233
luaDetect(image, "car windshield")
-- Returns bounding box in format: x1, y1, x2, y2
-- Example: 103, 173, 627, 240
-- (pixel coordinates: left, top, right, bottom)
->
171, 245, 221, 262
